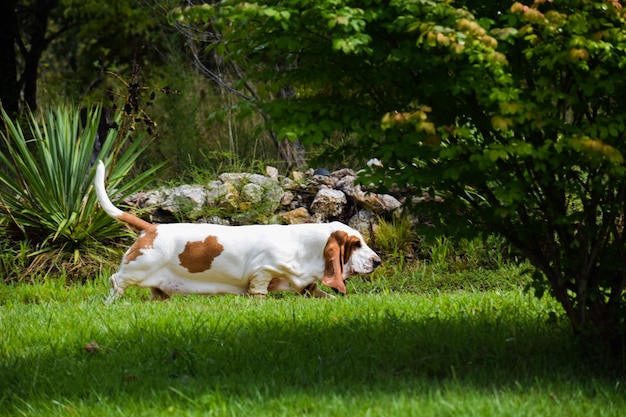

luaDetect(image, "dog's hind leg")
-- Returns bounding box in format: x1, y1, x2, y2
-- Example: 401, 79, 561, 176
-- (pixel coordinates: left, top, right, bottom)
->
105, 274, 125, 303
247, 270, 274, 298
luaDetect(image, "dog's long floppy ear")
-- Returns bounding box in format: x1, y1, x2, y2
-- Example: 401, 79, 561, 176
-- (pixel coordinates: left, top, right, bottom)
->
322, 231, 347, 294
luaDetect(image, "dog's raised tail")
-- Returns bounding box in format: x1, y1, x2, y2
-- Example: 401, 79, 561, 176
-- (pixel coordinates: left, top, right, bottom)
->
95, 160, 124, 218
94, 160, 153, 231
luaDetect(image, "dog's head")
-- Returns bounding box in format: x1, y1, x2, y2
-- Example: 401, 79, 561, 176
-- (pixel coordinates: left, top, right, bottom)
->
322, 226, 381, 294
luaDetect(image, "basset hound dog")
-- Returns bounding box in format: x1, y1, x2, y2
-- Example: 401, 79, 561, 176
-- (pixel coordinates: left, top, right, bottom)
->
94, 161, 382, 302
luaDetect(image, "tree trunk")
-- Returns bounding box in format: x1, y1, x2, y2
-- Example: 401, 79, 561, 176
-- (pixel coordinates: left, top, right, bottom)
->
276, 132, 306, 171
576, 292, 625, 361
0, 0, 19, 115
510, 220, 625, 363
21, 0, 58, 111
276, 84, 306, 170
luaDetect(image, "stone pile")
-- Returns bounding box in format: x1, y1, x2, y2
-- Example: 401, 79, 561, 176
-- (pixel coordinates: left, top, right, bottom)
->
125, 166, 402, 237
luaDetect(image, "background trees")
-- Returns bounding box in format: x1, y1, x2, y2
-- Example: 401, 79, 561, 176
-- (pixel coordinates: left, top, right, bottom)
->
0, 0, 286, 173
0, 0, 178, 113
172, 0, 626, 356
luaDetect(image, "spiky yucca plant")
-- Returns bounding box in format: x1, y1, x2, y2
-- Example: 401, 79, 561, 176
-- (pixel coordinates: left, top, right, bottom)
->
0, 105, 160, 280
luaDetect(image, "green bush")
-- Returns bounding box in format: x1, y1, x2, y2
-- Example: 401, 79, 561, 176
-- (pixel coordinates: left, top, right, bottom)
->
374, 215, 512, 271
0, 105, 160, 281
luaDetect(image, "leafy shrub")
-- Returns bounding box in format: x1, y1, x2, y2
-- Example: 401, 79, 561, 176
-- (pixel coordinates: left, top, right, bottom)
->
0, 105, 160, 281
428, 235, 513, 272
374, 215, 513, 272
374, 215, 417, 260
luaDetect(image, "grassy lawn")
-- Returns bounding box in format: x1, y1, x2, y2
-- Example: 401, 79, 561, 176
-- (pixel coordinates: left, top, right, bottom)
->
1, 271, 624, 416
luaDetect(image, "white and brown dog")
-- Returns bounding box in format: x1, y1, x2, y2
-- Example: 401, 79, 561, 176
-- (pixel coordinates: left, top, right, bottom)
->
95, 161, 381, 302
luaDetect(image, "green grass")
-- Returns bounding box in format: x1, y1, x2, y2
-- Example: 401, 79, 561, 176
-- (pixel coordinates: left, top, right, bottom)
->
1, 272, 624, 417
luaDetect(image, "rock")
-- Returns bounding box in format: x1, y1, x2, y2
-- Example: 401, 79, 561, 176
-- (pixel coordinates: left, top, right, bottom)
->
279, 207, 310, 224
219, 172, 272, 188
280, 191, 295, 206
349, 209, 378, 242
412, 193, 445, 204
206, 181, 238, 209
266, 166, 279, 180
135, 189, 166, 209
280, 176, 297, 190
310, 187, 347, 220
310, 174, 336, 189
238, 201, 253, 211
331, 168, 356, 179
200, 216, 231, 225
259, 182, 285, 213
248, 173, 275, 188
218, 173, 250, 188
287, 193, 308, 210
291, 171, 305, 182
219, 172, 284, 213
313, 167, 330, 176
356, 191, 402, 214
124, 162, 408, 231
161, 185, 207, 219
376, 194, 403, 213
335, 175, 360, 198
241, 183, 264, 204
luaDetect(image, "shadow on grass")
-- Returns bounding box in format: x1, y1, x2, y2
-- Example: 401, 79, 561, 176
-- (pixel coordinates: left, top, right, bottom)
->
2, 294, 622, 415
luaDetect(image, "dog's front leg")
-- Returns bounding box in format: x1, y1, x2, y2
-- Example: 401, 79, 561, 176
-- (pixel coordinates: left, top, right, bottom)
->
300, 283, 336, 299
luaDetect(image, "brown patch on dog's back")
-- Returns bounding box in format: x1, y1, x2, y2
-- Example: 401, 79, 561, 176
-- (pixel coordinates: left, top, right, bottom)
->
124, 224, 158, 264
178, 235, 224, 273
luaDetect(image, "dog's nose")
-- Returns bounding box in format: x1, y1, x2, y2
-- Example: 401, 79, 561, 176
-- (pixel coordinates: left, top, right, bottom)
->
372, 257, 382, 269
